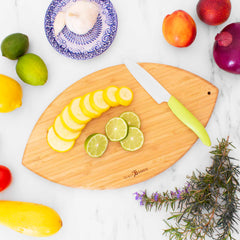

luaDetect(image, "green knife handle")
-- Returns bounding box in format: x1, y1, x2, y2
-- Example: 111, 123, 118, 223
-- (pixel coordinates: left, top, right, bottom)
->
168, 96, 211, 146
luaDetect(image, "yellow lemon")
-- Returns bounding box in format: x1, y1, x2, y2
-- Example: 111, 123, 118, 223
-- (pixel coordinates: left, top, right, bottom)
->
0, 74, 22, 113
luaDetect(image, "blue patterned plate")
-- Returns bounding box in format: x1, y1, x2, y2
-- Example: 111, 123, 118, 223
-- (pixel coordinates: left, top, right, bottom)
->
44, 0, 118, 60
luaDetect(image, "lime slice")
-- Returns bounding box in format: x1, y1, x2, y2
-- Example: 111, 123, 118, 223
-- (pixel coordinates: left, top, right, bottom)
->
84, 133, 108, 158
120, 127, 144, 151
105, 117, 128, 141
120, 112, 141, 128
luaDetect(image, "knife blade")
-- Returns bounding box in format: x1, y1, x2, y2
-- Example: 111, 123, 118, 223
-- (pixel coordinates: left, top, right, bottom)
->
124, 59, 211, 146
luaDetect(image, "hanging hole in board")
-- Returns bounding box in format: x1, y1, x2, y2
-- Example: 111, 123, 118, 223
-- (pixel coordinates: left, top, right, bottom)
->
207, 91, 211, 95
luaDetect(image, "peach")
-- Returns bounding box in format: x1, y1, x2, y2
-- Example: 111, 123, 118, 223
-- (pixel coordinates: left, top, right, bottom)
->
196, 0, 231, 26
162, 10, 197, 48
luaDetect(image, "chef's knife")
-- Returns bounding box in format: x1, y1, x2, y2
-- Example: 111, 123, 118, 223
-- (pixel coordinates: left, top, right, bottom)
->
124, 60, 211, 146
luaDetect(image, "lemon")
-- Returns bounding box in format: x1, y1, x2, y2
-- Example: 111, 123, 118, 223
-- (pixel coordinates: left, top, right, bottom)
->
84, 133, 108, 158
103, 86, 119, 107
105, 117, 128, 142
120, 111, 141, 128
120, 127, 144, 151
0, 74, 22, 113
16, 53, 48, 86
1, 33, 29, 60
115, 87, 133, 106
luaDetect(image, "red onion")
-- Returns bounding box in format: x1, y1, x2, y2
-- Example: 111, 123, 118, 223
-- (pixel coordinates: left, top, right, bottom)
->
213, 22, 240, 74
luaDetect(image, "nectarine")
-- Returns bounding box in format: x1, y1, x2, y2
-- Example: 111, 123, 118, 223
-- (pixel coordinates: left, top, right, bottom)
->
162, 10, 197, 48
196, 0, 231, 26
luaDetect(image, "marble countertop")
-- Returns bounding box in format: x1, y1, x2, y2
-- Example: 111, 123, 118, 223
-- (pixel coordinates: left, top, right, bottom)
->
1, 0, 240, 239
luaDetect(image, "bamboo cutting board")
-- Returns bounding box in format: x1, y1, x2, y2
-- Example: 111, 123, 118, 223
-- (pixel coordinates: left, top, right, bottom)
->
22, 63, 218, 189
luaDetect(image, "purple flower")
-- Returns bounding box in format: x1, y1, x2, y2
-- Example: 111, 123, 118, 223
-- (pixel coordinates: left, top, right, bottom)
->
171, 191, 176, 197
185, 182, 191, 193
134, 191, 146, 205
134, 192, 140, 200
154, 192, 159, 201
176, 192, 181, 199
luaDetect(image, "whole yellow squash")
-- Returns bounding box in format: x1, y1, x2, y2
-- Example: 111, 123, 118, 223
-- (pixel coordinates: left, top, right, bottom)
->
0, 201, 62, 237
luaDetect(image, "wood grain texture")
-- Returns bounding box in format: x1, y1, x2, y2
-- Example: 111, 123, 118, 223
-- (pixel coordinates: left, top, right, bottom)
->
22, 63, 218, 189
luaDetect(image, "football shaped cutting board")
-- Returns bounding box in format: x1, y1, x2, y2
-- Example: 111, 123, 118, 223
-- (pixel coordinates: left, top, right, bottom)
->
22, 63, 218, 189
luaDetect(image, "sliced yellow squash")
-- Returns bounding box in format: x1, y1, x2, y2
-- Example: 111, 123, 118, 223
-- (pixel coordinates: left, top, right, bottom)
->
47, 126, 75, 152
69, 97, 91, 124
80, 93, 101, 118
53, 115, 81, 141
103, 86, 120, 107
89, 90, 110, 114
115, 86, 133, 106
60, 105, 86, 132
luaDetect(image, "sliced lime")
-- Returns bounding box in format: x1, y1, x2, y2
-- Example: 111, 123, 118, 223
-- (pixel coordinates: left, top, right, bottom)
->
84, 133, 108, 158
120, 112, 141, 128
120, 127, 144, 151
105, 117, 128, 141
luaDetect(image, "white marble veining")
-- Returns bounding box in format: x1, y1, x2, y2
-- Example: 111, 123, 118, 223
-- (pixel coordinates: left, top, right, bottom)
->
0, 0, 240, 239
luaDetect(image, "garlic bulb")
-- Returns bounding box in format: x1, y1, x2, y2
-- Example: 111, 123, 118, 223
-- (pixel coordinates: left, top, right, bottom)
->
65, 1, 99, 35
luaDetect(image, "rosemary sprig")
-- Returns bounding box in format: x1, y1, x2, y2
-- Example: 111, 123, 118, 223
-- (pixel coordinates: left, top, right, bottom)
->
134, 138, 240, 240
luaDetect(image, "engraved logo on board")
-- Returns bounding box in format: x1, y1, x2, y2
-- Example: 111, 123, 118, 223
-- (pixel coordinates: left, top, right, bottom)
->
124, 168, 148, 179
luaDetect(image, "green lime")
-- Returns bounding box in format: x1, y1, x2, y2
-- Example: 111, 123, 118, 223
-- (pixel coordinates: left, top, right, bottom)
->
16, 53, 48, 86
120, 127, 144, 151
120, 111, 141, 128
84, 133, 108, 158
1, 33, 29, 60
105, 117, 128, 141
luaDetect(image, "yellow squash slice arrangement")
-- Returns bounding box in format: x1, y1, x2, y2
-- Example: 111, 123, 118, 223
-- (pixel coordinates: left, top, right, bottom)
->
47, 86, 133, 152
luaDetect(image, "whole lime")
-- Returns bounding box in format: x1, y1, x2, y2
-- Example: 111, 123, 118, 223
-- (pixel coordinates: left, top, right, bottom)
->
1, 33, 29, 60
16, 53, 48, 86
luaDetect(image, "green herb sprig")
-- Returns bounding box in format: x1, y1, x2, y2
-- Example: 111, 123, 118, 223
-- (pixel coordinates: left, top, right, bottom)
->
134, 138, 240, 240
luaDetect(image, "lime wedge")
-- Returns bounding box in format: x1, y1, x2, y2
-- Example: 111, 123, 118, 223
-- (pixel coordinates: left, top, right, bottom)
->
120, 112, 141, 128
120, 127, 144, 151
84, 133, 108, 158
105, 117, 128, 141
